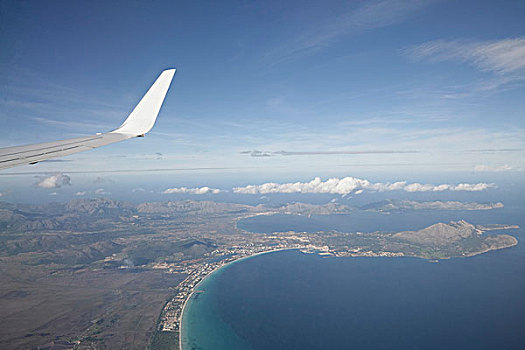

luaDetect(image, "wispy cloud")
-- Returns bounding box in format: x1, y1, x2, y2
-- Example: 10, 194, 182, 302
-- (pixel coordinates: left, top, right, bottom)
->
1, 68, 129, 144
94, 188, 111, 195
242, 149, 418, 157
405, 37, 525, 92
233, 177, 495, 195
474, 164, 517, 172
30, 116, 108, 132
35, 173, 71, 189
163, 186, 221, 195
467, 148, 524, 153
244, 126, 524, 157
407, 37, 525, 73
265, 0, 439, 64
275, 150, 417, 156
0, 167, 256, 175
241, 150, 273, 157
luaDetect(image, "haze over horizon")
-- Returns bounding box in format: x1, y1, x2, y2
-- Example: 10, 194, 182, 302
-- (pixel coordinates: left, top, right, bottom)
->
1, 0, 524, 201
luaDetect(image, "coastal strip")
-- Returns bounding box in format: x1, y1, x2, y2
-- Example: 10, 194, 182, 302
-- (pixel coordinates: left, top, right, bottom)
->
152, 243, 307, 350
153, 220, 519, 349
178, 248, 296, 350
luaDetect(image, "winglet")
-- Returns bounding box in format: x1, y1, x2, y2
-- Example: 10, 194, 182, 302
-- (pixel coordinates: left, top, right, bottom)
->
112, 68, 176, 136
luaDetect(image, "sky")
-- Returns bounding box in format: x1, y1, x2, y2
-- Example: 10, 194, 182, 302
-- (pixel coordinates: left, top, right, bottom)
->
1, 0, 524, 202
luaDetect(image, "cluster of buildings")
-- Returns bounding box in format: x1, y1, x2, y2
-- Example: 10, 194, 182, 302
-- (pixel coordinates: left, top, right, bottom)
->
154, 229, 408, 345
333, 250, 405, 258
158, 262, 216, 333
154, 230, 371, 347
156, 242, 306, 338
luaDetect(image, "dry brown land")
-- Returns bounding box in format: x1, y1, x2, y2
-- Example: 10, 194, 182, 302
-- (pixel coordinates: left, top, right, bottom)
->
0, 257, 183, 349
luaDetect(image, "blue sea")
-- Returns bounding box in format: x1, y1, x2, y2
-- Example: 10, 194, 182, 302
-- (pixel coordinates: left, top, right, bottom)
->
181, 207, 525, 350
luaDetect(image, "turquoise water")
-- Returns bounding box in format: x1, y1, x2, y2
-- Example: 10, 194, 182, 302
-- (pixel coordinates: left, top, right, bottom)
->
180, 266, 251, 350
182, 207, 525, 349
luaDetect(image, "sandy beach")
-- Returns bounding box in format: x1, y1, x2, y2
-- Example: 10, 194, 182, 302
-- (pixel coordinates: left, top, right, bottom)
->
178, 248, 296, 350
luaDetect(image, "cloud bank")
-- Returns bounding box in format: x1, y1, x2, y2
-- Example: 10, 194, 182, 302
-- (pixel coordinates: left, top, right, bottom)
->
233, 177, 495, 195
36, 173, 71, 189
163, 186, 221, 195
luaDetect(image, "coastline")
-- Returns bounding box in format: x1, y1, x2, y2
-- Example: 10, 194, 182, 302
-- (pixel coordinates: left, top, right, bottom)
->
174, 217, 520, 349
178, 248, 296, 350
180, 241, 525, 350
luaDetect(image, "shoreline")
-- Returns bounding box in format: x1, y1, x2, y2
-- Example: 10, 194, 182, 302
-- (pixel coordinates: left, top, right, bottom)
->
177, 242, 519, 350
178, 248, 296, 350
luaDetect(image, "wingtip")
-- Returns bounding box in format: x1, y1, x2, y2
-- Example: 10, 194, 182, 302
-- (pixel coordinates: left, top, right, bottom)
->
161, 68, 176, 80
112, 69, 176, 136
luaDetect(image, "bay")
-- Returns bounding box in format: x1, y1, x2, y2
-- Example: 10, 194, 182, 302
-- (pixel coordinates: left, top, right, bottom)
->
182, 207, 525, 349
237, 209, 521, 234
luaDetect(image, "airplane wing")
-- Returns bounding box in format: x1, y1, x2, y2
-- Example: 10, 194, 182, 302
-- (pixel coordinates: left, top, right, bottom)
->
0, 69, 176, 171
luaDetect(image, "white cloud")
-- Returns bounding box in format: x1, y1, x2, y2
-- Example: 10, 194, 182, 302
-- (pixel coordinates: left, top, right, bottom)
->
94, 188, 110, 195
233, 177, 495, 195
75, 191, 87, 196
163, 186, 221, 195
404, 182, 495, 192
407, 37, 525, 73
474, 164, 515, 172
36, 173, 71, 189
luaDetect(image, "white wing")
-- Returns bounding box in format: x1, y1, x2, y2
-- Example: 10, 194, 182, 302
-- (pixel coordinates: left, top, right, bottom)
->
0, 69, 176, 170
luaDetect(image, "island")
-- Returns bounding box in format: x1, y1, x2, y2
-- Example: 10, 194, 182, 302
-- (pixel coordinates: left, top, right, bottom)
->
0, 198, 518, 349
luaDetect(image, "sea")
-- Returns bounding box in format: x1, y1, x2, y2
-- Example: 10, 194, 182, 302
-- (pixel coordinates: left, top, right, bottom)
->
181, 206, 525, 350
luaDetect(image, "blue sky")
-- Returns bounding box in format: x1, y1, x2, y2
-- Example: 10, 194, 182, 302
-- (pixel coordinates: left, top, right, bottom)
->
1, 0, 524, 201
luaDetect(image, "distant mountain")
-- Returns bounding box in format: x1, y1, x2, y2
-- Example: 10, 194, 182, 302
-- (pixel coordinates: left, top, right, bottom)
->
136, 200, 252, 216
277, 202, 353, 216
362, 199, 504, 212
64, 198, 135, 216
0, 199, 254, 232
0, 200, 517, 264
393, 220, 482, 245
390, 220, 517, 258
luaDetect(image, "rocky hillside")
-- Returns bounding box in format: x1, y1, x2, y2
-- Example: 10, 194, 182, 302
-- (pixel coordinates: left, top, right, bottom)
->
0, 198, 254, 232
390, 220, 517, 258
277, 202, 353, 216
